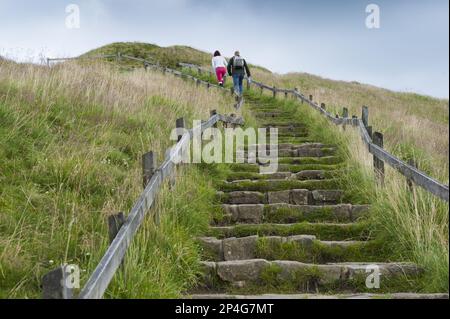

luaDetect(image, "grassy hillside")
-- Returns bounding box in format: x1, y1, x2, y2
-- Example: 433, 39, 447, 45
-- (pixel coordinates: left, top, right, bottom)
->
85, 42, 448, 182
0, 42, 448, 298
251, 70, 449, 181
0, 57, 235, 298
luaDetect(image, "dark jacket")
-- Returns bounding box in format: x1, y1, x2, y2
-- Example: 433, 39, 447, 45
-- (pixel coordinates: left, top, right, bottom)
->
227, 56, 251, 77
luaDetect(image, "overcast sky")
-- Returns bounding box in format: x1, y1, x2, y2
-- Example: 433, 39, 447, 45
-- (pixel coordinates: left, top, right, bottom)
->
0, 0, 448, 98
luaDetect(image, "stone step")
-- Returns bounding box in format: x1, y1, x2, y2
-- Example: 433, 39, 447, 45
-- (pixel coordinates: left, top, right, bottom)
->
217, 189, 344, 205
188, 293, 449, 299
235, 147, 336, 158
215, 203, 370, 225
206, 222, 369, 241
218, 179, 340, 193
255, 112, 293, 118
263, 124, 307, 130
197, 259, 422, 292
278, 156, 342, 165
228, 163, 344, 173
198, 235, 378, 263
225, 170, 334, 182
244, 143, 332, 150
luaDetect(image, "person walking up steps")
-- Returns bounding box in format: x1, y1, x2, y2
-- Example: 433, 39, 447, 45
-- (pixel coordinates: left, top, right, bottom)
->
227, 51, 251, 103
212, 50, 228, 86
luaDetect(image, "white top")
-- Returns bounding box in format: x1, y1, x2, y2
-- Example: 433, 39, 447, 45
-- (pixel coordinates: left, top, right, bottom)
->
212, 56, 228, 69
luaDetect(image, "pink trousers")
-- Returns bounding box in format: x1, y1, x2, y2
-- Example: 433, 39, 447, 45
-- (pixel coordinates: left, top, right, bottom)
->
215, 67, 227, 84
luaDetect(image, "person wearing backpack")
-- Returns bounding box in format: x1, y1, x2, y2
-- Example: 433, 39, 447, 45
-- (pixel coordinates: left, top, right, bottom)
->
211, 50, 228, 86
227, 51, 251, 97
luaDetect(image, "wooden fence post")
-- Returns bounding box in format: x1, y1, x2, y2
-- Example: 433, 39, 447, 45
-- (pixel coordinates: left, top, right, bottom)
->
246, 78, 251, 90
176, 117, 186, 142
273, 87, 277, 98
108, 212, 125, 243
284, 91, 288, 99
210, 110, 218, 128
321, 103, 326, 110
142, 151, 157, 188
309, 94, 313, 102
294, 88, 299, 100
373, 132, 385, 185
342, 107, 349, 118
362, 106, 369, 128
42, 266, 74, 299
260, 86, 263, 95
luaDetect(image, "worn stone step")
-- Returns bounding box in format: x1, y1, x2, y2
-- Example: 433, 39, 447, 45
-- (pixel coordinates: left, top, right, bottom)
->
255, 112, 294, 118
218, 179, 340, 193
198, 259, 422, 292
228, 163, 344, 173
263, 125, 307, 131
225, 170, 334, 182
244, 143, 332, 150
235, 147, 336, 158
215, 203, 370, 225
198, 235, 381, 263
188, 293, 449, 299
278, 156, 342, 165
206, 222, 370, 241
217, 189, 344, 205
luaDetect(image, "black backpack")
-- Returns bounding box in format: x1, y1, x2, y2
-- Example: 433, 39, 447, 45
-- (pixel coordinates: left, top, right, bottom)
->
233, 56, 245, 69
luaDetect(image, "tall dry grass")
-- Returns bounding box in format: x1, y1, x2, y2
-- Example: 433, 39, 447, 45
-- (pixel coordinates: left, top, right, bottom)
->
250, 69, 449, 181
0, 59, 234, 298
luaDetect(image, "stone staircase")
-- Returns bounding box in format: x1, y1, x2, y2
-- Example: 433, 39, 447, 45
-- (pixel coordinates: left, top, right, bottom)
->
188, 97, 447, 299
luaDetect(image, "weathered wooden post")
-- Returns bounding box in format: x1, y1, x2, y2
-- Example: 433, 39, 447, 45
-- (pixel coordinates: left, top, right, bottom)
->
341, 107, 349, 130
196, 79, 201, 87
42, 266, 74, 299
142, 151, 157, 188
108, 212, 125, 243
342, 107, 349, 118
206, 82, 210, 90
284, 91, 288, 99
309, 94, 313, 101
246, 78, 251, 90
260, 86, 263, 95
321, 103, 326, 110
176, 117, 186, 142
273, 87, 277, 99
210, 110, 218, 128
373, 132, 385, 185
362, 106, 369, 128
352, 115, 358, 126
